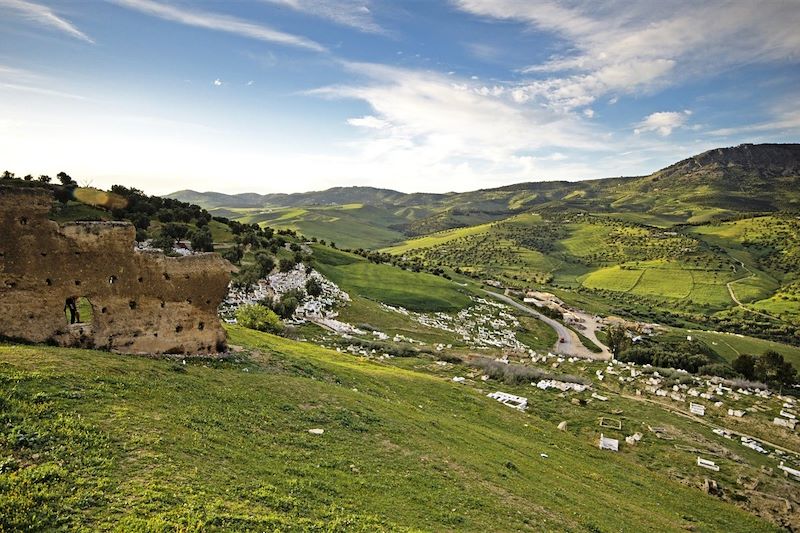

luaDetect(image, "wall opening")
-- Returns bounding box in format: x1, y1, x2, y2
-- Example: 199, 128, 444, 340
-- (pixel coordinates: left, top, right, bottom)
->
65, 296, 94, 325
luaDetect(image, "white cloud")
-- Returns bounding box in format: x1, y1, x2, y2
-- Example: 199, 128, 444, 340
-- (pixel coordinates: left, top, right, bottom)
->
261, 0, 383, 33
453, 1, 800, 110
246, 80, 255, 86
346, 115, 389, 129
110, 0, 326, 52
213, 78, 223, 86
305, 62, 614, 190
0, 0, 93, 43
634, 110, 692, 136
582, 108, 594, 118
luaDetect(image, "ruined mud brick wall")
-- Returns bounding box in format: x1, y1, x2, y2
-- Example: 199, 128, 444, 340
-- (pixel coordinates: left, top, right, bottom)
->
0, 187, 233, 355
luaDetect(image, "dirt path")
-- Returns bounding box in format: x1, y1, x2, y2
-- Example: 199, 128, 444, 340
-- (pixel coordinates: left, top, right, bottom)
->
726, 260, 774, 320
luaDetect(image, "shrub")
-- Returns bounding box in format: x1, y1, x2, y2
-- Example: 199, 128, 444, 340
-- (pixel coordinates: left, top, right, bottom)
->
236, 304, 284, 333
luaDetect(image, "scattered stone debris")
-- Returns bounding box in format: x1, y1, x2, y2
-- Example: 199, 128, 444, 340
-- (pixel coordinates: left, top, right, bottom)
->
702, 478, 722, 496
536, 379, 589, 392
308, 428, 325, 435
557, 421, 568, 431
599, 417, 622, 430
599, 434, 619, 451
698, 457, 720, 472
487, 391, 528, 411
779, 462, 800, 481
625, 433, 643, 445
690, 402, 706, 416
381, 298, 532, 351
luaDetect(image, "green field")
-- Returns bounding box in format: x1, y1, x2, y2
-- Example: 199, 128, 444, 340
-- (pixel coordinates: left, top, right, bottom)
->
383, 222, 495, 254
235, 204, 409, 249
662, 328, 800, 368
312, 245, 473, 312
0, 330, 781, 532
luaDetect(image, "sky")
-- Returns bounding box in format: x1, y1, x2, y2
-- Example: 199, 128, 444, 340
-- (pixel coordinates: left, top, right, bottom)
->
1, 0, 799, 196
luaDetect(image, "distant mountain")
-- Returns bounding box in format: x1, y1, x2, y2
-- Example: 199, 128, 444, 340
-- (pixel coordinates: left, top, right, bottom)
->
166, 186, 448, 210
167, 143, 800, 232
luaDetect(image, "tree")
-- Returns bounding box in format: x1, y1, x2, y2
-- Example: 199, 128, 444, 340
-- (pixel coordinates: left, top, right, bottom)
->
732, 354, 756, 379
232, 265, 262, 294
1, 170, 13, 180
151, 234, 175, 252
279, 258, 296, 273
162, 222, 189, 240
604, 325, 631, 358
273, 289, 303, 319
305, 277, 323, 297
254, 252, 275, 277
56, 171, 74, 185
754, 350, 797, 390
190, 227, 214, 252
23, 174, 33, 181
236, 304, 283, 333
38, 175, 51, 184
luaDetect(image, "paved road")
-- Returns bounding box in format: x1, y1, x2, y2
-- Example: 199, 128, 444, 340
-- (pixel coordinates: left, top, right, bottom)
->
483, 290, 609, 360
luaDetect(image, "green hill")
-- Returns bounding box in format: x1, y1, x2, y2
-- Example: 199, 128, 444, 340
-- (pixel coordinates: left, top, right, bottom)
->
167, 144, 800, 242
0, 331, 782, 532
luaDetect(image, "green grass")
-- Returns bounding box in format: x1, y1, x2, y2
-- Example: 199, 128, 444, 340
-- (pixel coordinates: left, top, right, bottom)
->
0, 331, 780, 532
312, 245, 473, 312
581, 266, 643, 292
662, 328, 800, 368
237, 205, 408, 249
517, 316, 559, 352
382, 223, 494, 254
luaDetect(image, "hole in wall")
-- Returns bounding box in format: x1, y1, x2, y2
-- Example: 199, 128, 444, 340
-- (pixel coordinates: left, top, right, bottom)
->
163, 273, 170, 281
108, 275, 117, 284
101, 307, 108, 314
45, 278, 52, 286
175, 325, 183, 333
65, 296, 94, 325
19, 217, 28, 225
137, 276, 143, 283
74, 280, 81, 286
198, 322, 205, 331
160, 301, 166, 308
128, 300, 137, 310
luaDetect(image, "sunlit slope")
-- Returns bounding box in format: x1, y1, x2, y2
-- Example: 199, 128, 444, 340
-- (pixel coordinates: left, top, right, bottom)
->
0, 332, 778, 532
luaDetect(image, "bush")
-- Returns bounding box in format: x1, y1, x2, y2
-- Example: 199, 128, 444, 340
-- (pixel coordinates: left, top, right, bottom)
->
236, 304, 284, 333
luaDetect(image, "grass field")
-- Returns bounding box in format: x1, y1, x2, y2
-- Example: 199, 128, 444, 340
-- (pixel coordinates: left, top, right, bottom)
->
311, 245, 473, 312
382, 223, 495, 254
0, 330, 781, 532
235, 204, 408, 249
662, 328, 800, 368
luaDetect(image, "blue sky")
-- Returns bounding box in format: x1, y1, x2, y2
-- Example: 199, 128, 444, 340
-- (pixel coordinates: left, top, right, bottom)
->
1, 0, 799, 195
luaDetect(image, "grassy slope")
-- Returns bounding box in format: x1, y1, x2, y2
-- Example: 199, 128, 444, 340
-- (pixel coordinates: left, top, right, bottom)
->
662, 328, 800, 368
237, 205, 408, 249
0, 331, 778, 532
311, 245, 473, 312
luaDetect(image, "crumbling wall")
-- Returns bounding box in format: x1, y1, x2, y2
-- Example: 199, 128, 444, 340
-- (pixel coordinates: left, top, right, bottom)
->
0, 187, 233, 355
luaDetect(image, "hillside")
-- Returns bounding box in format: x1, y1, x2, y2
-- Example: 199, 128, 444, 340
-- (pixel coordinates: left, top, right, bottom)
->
0, 330, 789, 532
167, 144, 800, 239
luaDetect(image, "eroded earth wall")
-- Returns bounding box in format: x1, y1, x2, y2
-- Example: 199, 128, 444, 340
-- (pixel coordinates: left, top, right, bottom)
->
0, 187, 232, 355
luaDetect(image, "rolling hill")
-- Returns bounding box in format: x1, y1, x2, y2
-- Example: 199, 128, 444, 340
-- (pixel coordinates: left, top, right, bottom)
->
168, 143, 800, 240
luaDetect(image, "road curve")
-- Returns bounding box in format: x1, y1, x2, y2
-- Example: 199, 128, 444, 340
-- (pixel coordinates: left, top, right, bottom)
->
482, 290, 609, 360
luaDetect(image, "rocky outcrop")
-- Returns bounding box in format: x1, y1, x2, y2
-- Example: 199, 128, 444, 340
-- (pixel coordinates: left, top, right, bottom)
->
0, 187, 233, 355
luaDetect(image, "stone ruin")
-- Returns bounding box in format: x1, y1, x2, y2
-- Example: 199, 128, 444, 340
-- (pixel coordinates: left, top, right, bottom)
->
0, 187, 233, 355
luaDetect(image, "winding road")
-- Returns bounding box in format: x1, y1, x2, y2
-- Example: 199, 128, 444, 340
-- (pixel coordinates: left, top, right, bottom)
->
483, 290, 610, 360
